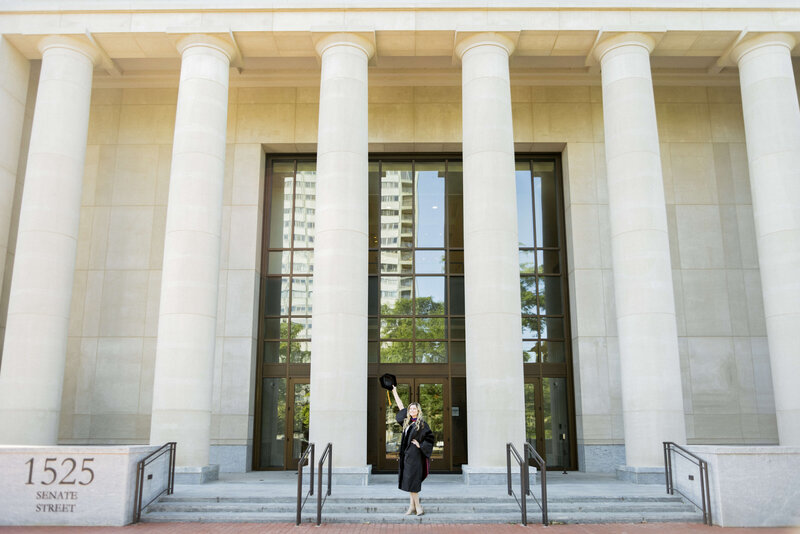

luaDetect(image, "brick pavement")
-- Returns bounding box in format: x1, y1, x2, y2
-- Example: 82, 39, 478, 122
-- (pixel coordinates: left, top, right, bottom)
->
1, 524, 799, 534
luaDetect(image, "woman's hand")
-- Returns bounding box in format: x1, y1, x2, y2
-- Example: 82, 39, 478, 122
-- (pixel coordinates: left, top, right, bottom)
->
411, 439, 420, 448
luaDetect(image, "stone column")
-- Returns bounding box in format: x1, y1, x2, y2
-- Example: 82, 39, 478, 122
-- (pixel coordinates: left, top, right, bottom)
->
455, 32, 526, 476
732, 33, 800, 446
594, 33, 686, 481
0, 36, 98, 444
149, 35, 233, 482
309, 33, 373, 479
0, 37, 30, 323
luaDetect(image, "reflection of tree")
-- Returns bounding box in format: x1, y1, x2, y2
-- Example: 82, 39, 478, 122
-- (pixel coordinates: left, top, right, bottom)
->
419, 384, 444, 450
280, 321, 311, 363
520, 260, 546, 363
380, 297, 446, 363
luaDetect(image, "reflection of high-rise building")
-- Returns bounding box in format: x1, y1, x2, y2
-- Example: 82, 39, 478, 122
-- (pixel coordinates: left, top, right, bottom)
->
379, 169, 413, 307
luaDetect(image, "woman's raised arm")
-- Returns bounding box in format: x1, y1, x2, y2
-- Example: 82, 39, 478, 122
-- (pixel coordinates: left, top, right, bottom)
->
391, 385, 404, 410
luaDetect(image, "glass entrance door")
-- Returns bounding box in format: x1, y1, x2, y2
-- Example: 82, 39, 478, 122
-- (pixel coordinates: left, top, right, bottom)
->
379, 377, 449, 472
525, 377, 570, 470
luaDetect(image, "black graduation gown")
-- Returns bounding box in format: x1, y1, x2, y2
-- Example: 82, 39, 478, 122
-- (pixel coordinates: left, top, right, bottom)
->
395, 407, 435, 492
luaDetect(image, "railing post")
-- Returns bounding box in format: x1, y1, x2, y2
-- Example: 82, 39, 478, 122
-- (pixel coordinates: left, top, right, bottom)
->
506, 443, 512, 496
520, 454, 527, 526
296, 455, 303, 526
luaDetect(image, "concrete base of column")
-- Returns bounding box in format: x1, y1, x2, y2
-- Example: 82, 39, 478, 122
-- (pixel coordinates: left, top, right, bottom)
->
302, 465, 371, 486
174, 464, 220, 484
616, 465, 665, 485
461, 464, 537, 486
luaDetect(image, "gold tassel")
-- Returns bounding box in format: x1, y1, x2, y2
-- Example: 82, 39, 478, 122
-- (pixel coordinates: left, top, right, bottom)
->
387, 390, 392, 406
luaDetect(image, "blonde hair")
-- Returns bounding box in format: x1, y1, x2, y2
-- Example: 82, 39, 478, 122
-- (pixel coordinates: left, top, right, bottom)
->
402, 402, 425, 432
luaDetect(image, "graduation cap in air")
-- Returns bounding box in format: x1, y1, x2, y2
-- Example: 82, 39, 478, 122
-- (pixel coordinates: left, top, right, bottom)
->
379, 373, 397, 405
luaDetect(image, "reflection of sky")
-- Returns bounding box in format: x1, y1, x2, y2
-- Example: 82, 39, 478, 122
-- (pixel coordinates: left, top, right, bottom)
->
516, 171, 533, 247
415, 250, 445, 273
415, 276, 445, 305
416, 170, 444, 247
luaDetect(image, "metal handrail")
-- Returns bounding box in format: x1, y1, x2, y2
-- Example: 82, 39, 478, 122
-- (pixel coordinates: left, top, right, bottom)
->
316, 443, 333, 526
133, 442, 176, 522
296, 443, 315, 525
506, 442, 530, 526
663, 442, 712, 525
524, 442, 548, 526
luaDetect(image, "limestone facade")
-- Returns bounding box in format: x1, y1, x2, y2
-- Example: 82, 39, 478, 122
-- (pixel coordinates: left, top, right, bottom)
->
0, 1, 797, 475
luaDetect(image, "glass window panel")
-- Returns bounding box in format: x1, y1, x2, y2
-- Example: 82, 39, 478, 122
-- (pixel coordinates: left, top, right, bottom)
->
450, 341, 465, 363
369, 163, 380, 249
447, 162, 464, 249
538, 276, 563, 315
381, 317, 413, 339
516, 164, 534, 248
418, 383, 445, 458
368, 341, 378, 363
534, 161, 558, 248
381, 163, 414, 249
368, 276, 379, 315
519, 250, 537, 274
368, 250, 379, 275
520, 276, 538, 315
292, 383, 310, 459
290, 340, 311, 364
450, 318, 465, 340
541, 317, 564, 339
522, 341, 538, 363
264, 277, 290, 316
263, 317, 284, 339
416, 341, 447, 363
542, 377, 569, 468
269, 165, 294, 249
267, 251, 291, 275
293, 168, 316, 248
380, 341, 413, 363
415, 250, 445, 274
291, 277, 313, 315
289, 317, 310, 339
449, 277, 465, 315
380, 276, 413, 314
380, 250, 413, 274
385, 383, 411, 458
259, 377, 286, 469
415, 163, 445, 247
538, 250, 561, 275
524, 382, 537, 450
521, 316, 540, 339
415, 276, 445, 315
292, 251, 313, 273
368, 317, 379, 340
449, 250, 464, 274
263, 341, 285, 364
541, 341, 565, 363
416, 317, 446, 340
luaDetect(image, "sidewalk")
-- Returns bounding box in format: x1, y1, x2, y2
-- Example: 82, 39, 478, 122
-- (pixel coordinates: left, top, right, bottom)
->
1, 524, 798, 533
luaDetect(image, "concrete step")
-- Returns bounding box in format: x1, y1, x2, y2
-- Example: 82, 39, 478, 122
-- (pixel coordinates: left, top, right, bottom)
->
158, 494, 683, 504
141, 510, 704, 525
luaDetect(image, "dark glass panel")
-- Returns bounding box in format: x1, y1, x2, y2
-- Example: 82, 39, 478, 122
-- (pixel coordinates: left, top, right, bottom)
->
264, 318, 282, 339
447, 162, 463, 248
264, 277, 290, 316
259, 377, 286, 469
542, 377, 569, 468
534, 161, 558, 248
263, 341, 285, 364
368, 317, 379, 340
449, 318, 465, 340
368, 276, 379, 315
368, 341, 378, 363
449, 276, 465, 315
541, 317, 564, 339
524, 382, 537, 451
541, 340, 565, 363
369, 162, 380, 249
448, 250, 464, 274
539, 276, 563, 315
368, 250, 379, 275
415, 162, 445, 248
538, 249, 561, 275
450, 341, 465, 363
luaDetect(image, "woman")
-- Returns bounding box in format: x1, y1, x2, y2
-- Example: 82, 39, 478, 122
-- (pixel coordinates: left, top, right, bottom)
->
391, 385, 435, 516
